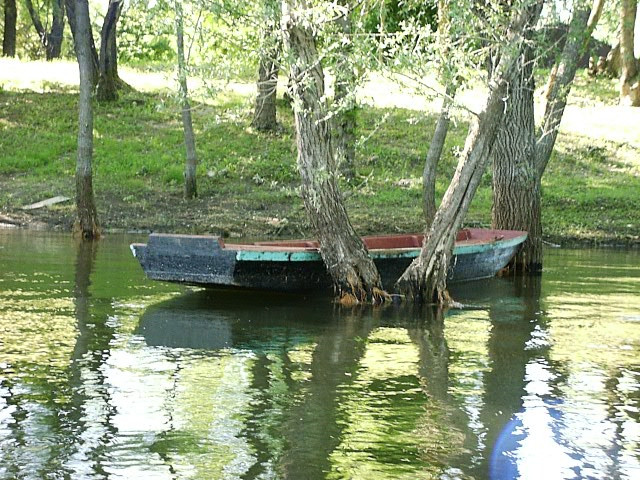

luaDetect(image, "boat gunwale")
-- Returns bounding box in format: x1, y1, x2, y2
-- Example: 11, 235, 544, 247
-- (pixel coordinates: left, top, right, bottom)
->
231, 233, 527, 262
224, 228, 527, 254
134, 229, 527, 254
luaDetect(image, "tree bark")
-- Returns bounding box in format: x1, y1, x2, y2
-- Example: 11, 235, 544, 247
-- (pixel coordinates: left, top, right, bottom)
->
283, 1, 387, 304
251, 0, 280, 132
396, 3, 543, 305
96, 0, 122, 102
25, 0, 66, 60
333, 1, 356, 180
491, 48, 542, 272
423, 85, 454, 225
252, 52, 279, 131
536, 0, 604, 177
620, 0, 640, 106
49, 0, 65, 59
423, 0, 455, 226
174, 0, 198, 199
491, 0, 604, 273
2, 0, 17, 57
606, 41, 621, 78
74, 0, 100, 239
65, 0, 99, 84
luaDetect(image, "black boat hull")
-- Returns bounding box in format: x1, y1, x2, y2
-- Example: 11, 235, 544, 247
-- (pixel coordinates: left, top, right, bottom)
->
131, 230, 527, 292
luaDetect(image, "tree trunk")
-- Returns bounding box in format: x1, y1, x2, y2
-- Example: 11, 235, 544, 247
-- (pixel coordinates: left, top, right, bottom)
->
422, 0, 456, 226
283, 1, 387, 304
536, 0, 604, 177
490, 0, 604, 273
48, 0, 65, 59
423, 85, 455, 225
620, 0, 640, 106
25, 0, 66, 60
251, 48, 279, 131
605, 41, 621, 77
333, 2, 356, 180
65, 0, 99, 84
174, 0, 198, 199
96, 0, 122, 102
2, 0, 17, 57
24, 0, 46, 46
396, 3, 543, 305
251, 0, 280, 132
491, 48, 542, 272
397, 95, 507, 304
74, 0, 99, 239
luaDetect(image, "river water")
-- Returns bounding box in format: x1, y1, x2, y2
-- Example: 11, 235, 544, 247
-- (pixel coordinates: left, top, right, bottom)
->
0, 229, 638, 479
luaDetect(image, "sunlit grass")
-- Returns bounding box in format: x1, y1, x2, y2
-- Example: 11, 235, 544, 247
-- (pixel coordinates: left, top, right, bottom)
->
1, 58, 639, 243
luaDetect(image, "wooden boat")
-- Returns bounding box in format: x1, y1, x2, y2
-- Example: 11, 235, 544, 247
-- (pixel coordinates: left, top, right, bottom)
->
130, 228, 527, 292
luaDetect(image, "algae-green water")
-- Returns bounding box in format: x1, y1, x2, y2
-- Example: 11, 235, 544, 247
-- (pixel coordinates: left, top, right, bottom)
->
1, 230, 638, 479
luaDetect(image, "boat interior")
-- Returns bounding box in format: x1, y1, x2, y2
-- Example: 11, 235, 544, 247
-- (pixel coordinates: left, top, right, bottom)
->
223, 228, 523, 251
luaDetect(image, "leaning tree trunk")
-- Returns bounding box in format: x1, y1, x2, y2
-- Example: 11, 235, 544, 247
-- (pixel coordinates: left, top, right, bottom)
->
423, 0, 456, 225
423, 85, 455, 225
396, 87, 510, 304
74, 0, 100, 239
620, 0, 639, 106
283, 1, 387, 304
536, 0, 604, 176
174, 0, 198, 199
2, 0, 17, 57
96, 0, 122, 102
333, 1, 357, 180
25, 0, 65, 60
491, 48, 542, 272
65, 0, 99, 84
396, 3, 543, 305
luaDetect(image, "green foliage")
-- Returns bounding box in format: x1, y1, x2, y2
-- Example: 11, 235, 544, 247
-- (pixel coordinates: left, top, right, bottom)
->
361, 0, 437, 36
119, 1, 176, 63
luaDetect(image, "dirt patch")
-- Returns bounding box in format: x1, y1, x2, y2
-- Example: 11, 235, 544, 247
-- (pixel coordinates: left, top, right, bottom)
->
0, 176, 309, 239
3, 183, 638, 248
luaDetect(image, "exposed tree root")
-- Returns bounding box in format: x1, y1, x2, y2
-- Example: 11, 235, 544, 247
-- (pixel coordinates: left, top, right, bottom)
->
338, 292, 359, 306
337, 285, 391, 306
73, 219, 101, 240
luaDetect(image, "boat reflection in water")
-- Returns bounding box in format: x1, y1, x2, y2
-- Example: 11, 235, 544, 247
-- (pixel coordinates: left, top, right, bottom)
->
136, 290, 441, 479
139, 296, 233, 350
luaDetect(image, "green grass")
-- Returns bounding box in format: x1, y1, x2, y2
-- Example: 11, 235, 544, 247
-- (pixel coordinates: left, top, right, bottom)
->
1, 64, 639, 245
565, 70, 621, 106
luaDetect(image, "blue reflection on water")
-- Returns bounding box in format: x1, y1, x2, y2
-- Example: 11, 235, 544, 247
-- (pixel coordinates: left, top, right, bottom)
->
489, 396, 622, 480
491, 411, 526, 479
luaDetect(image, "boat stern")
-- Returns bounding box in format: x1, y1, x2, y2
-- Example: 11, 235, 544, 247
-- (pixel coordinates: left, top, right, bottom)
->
130, 233, 237, 287
130, 242, 147, 259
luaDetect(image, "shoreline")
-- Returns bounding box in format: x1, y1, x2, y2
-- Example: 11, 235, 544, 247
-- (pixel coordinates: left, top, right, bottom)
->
2, 210, 638, 249
2, 64, 638, 252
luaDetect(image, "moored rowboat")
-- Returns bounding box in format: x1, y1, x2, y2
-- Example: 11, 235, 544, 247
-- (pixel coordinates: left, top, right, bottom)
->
131, 228, 527, 292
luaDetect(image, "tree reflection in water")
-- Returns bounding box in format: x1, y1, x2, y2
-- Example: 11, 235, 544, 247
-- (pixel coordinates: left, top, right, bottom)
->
0, 233, 639, 479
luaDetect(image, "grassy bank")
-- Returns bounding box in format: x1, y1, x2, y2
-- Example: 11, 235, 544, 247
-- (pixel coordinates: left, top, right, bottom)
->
1, 60, 639, 246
